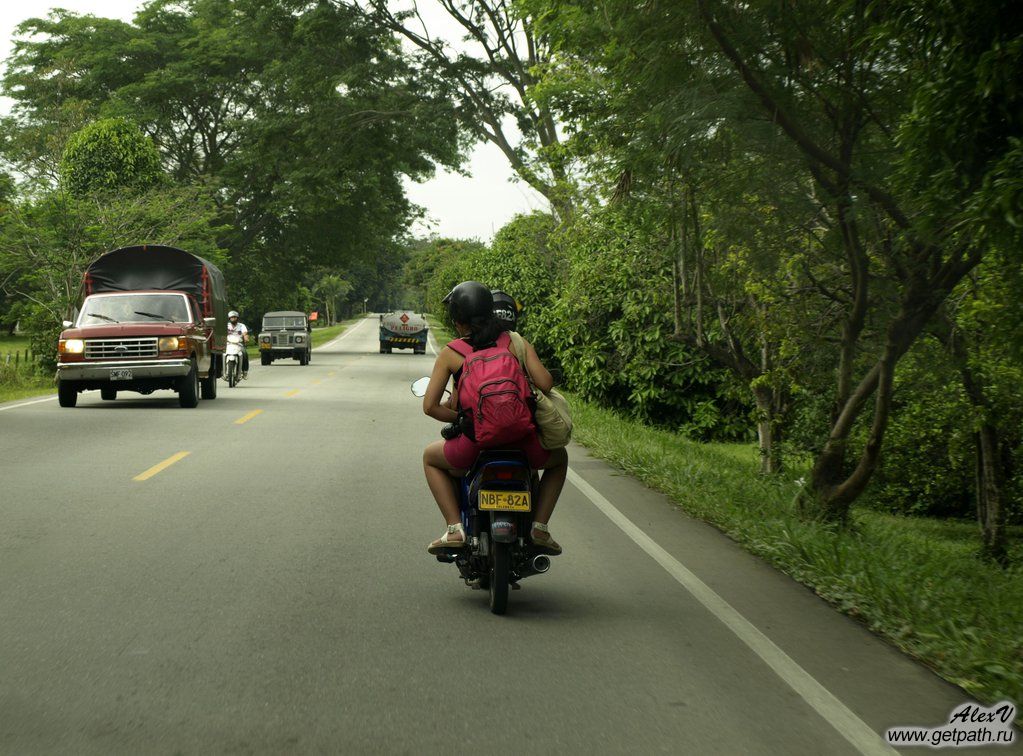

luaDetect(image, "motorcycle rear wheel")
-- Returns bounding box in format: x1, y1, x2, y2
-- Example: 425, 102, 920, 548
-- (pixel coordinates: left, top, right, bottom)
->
489, 542, 510, 615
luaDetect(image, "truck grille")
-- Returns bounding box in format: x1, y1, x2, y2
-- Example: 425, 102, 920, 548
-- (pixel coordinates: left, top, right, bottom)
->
85, 337, 159, 360
273, 333, 292, 347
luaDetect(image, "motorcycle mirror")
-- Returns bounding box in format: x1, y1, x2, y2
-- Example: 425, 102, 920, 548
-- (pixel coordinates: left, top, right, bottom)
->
410, 376, 430, 397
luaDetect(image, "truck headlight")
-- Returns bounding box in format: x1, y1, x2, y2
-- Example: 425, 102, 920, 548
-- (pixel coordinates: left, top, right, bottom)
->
59, 339, 85, 354
295, 336, 304, 343
159, 336, 183, 351
261, 336, 270, 344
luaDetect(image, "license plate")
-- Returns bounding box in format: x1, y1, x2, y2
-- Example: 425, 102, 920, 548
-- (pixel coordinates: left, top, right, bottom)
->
109, 369, 133, 381
479, 490, 531, 511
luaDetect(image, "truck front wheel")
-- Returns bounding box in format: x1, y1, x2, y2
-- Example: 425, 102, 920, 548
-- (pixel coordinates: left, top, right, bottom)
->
261, 353, 271, 366
178, 359, 200, 408
58, 381, 78, 408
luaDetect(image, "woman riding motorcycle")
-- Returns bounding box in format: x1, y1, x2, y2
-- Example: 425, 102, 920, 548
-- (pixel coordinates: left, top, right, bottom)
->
421, 281, 567, 555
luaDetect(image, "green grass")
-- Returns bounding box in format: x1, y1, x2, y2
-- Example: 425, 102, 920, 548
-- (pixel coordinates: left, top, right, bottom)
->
0, 335, 54, 404
0, 334, 32, 357
567, 395, 1023, 704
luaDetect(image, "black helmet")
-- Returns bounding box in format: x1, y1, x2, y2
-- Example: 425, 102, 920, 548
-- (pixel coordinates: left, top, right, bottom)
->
491, 290, 520, 331
442, 281, 493, 324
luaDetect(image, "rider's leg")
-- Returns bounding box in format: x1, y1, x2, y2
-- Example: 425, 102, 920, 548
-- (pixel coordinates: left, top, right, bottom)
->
534, 447, 567, 526
242, 351, 249, 376
423, 440, 463, 525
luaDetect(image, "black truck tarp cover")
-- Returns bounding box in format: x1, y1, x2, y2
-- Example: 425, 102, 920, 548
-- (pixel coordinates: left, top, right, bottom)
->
85, 245, 228, 344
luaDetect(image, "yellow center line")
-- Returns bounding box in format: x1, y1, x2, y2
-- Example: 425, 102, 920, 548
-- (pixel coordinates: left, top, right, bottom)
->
327, 371, 336, 378
311, 379, 322, 386
285, 389, 300, 397
235, 409, 263, 425
134, 451, 190, 482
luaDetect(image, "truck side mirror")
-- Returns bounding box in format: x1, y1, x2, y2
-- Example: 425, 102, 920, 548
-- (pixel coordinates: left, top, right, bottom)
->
204, 317, 216, 327
62, 320, 73, 328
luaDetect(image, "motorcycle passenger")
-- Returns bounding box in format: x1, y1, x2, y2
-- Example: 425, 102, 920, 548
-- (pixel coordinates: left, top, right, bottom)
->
491, 289, 521, 332
421, 281, 567, 555
227, 310, 249, 379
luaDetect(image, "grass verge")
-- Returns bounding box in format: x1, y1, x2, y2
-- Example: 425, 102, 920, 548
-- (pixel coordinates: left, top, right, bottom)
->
567, 395, 1023, 704
0, 335, 54, 404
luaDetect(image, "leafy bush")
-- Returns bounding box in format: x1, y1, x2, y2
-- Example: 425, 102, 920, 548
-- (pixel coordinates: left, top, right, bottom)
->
60, 118, 163, 195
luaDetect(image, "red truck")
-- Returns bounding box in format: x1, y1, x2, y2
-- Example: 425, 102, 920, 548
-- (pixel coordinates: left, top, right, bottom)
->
56, 245, 228, 408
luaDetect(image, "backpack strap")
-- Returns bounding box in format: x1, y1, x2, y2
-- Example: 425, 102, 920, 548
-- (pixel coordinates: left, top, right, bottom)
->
506, 331, 536, 390
446, 338, 473, 357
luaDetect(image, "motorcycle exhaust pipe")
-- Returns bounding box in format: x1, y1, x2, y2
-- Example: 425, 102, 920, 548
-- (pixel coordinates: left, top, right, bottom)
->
531, 555, 551, 574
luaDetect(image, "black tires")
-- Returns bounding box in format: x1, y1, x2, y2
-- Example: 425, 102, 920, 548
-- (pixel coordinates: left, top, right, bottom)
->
200, 361, 217, 399
489, 541, 510, 615
178, 359, 200, 408
260, 352, 271, 366
227, 361, 238, 388
100, 387, 117, 401
299, 350, 308, 366
57, 381, 77, 408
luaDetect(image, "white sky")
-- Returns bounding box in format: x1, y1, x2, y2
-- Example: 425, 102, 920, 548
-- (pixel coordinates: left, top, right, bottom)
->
0, 0, 547, 241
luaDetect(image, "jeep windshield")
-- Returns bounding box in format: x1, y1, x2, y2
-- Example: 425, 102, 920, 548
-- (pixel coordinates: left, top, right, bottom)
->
78, 293, 191, 326
263, 316, 306, 329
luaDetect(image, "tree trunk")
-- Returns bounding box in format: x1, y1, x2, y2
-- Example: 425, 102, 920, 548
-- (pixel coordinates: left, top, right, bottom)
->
975, 426, 1008, 564
946, 327, 1010, 565
753, 385, 782, 474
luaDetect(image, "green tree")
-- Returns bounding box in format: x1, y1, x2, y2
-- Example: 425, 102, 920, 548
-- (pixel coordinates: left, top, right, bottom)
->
60, 118, 162, 194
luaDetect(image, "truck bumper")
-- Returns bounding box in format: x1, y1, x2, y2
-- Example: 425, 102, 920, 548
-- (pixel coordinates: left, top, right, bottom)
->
57, 359, 192, 381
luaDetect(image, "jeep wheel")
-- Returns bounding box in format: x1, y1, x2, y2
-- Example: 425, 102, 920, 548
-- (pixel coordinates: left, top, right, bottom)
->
200, 363, 218, 400
178, 359, 200, 408
57, 380, 78, 408
261, 353, 271, 366
299, 350, 308, 366
100, 387, 117, 401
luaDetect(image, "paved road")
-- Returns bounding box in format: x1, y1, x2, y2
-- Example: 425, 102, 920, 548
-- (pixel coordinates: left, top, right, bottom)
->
0, 316, 1015, 754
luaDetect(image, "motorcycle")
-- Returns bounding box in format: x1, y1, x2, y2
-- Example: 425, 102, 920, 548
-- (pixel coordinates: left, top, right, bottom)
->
412, 377, 555, 615
225, 332, 245, 387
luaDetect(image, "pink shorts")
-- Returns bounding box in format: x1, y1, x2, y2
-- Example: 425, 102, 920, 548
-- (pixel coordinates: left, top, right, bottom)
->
443, 431, 552, 471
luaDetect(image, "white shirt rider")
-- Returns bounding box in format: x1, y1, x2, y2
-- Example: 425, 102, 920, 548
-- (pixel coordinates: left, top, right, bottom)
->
227, 313, 249, 377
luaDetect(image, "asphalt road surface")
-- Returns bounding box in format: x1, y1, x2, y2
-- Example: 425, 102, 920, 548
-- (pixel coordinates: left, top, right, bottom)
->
0, 316, 1017, 755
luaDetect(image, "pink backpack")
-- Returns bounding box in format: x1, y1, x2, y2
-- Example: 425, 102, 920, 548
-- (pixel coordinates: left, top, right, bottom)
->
447, 332, 534, 447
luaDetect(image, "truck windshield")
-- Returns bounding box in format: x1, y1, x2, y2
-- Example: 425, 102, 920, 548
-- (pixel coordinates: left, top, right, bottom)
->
78, 294, 191, 326
263, 316, 306, 329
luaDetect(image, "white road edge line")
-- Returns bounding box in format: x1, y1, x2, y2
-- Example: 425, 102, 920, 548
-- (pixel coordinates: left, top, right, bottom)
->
0, 395, 57, 412
566, 467, 896, 756
316, 316, 370, 351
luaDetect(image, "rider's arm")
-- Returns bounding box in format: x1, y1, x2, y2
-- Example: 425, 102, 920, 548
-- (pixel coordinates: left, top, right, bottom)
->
523, 339, 554, 393
423, 348, 459, 423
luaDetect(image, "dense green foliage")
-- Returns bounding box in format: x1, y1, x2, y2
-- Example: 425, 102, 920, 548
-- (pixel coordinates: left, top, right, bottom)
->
60, 118, 162, 194
0, 0, 461, 339
400, 0, 1023, 556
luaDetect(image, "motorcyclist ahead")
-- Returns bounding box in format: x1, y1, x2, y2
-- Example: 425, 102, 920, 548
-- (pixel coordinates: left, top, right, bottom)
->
421, 281, 567, 555
227, 310, 250, 379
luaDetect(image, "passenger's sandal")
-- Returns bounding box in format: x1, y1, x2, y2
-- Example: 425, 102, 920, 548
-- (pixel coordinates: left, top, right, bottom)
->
530, 522, 562, 555
427, 523, 466, 554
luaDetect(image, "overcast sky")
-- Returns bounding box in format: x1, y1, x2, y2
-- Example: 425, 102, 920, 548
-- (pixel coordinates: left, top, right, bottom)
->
0, 0, 547, 241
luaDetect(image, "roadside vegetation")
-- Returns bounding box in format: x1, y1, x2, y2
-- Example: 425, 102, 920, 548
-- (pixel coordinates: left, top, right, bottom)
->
0, 334, 53, 404
567, 396, 1023, 705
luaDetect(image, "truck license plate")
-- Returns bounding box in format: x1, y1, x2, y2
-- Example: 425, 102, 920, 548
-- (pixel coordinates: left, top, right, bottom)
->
109, 369, 133, 381
479, 490, 531, 512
